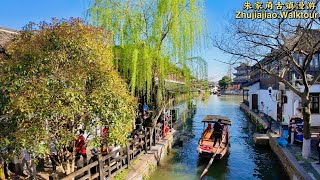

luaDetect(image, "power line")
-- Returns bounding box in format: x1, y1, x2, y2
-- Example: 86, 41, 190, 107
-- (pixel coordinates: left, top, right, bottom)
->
209, 58, 238, 65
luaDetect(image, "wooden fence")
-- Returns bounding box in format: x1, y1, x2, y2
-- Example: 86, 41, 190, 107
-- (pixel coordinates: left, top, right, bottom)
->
60, 124, 166, 180
59, 99, 197, 180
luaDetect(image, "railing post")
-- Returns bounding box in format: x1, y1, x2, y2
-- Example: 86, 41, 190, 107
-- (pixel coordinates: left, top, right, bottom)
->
149, 127, 153, 147
149, 127, 151, 149
126, 145, 130, 168
107, 156, 111, 178
154, 126, 157, 144
170, 115, 173, 131
49, 173, 58, 180
144, 129, 148, 153
149, 127, 152, 149
98, 154, 104, 180
88, 166, 91, 179
148, 127, 152, 150
159, 124, 162, 140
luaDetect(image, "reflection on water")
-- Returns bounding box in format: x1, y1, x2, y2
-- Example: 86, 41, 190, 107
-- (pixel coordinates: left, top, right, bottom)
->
150, 95, 289, 180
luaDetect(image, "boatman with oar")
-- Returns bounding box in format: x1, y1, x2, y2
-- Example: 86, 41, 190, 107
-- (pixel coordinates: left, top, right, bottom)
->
212, 119, 223, 147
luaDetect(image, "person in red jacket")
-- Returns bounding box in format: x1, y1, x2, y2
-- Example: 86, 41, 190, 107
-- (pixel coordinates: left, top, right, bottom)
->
75, 129, 87, 169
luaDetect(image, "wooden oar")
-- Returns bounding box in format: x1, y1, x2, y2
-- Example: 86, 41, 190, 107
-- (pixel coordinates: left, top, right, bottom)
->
199, 126, 228, 179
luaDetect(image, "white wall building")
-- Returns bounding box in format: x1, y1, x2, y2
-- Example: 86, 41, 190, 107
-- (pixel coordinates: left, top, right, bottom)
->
246, 82, 320, 127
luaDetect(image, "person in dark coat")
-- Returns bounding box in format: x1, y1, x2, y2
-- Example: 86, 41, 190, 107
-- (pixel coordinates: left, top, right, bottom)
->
89, 149, 99, 175
212, 119, 223, 147
136, 112, 144, 131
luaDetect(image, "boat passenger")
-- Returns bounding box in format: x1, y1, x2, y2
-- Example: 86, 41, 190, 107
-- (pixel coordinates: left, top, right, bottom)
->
205, 123, 212, 133
211, 119, 223, 147
203, 123, 212, 139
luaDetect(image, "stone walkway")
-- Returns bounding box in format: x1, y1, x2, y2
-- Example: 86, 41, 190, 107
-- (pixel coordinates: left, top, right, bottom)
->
124, 133, 173, 180
285, 133, 320, 180
253, 109, 320, 179
242, 103, 320, 179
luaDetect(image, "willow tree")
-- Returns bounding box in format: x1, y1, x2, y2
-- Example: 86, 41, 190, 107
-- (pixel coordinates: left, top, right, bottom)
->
87, 0, 206, 108
187, 57, 208, 90
0, 19, 136, 173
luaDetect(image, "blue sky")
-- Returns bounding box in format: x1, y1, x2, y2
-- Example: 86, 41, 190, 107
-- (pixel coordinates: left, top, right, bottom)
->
203, 0, 244, 82
0, 0, 245, 82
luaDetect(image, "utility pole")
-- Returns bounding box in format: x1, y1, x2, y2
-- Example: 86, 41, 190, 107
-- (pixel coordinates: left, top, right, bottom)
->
227, 64, 232, 80
211, 58, 234, 80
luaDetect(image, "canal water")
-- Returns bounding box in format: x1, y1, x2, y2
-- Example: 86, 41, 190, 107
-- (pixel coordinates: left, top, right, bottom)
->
150, 95, 289, 180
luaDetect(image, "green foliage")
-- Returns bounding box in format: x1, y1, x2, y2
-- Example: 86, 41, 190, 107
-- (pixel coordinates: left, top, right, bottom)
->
295, 154, 302, 161
0, 19, 136, 160
218, 76, 231, 90
113, 158, 138, 180
256, 123, 264, 133
114, 168, 129, 180
87, 0, 206, 104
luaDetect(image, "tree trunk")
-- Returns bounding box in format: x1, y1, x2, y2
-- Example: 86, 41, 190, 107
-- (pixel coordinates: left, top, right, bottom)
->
66, 159, 70, 175
151, 76, 158, 110
71, 154, 75, 173
302, 96, 311, 158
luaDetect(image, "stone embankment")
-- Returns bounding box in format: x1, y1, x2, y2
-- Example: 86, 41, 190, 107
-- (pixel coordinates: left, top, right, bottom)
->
124, 103, 195, 179
240, 102, 314, 180
124, 133, 173, 180
268, 133, 313, 180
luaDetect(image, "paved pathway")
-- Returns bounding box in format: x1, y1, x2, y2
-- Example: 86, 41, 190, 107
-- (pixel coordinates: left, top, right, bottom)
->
286, 139, 320, 180
246, 104, 320, 179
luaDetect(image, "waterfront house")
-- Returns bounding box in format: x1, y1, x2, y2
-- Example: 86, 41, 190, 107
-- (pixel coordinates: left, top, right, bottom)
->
243, 28, 320, 126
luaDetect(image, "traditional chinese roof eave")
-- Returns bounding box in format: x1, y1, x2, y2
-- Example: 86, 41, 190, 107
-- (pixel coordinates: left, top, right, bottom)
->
233, 72, 246, 76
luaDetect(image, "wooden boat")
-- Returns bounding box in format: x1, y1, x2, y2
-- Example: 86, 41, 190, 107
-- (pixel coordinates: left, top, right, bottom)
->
196, 115, 231, 159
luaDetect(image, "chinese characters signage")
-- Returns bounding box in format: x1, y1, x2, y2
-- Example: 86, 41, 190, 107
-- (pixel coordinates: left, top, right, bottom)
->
236, 1, 318, 20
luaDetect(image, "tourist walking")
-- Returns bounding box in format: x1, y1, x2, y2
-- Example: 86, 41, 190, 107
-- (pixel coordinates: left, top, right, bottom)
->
75, 129, 87, 169
22, 150, 37, 179
49, 140, 59, 173
100, 144, 109, 156
136, 112, 144, 131
89, 149, 99, 175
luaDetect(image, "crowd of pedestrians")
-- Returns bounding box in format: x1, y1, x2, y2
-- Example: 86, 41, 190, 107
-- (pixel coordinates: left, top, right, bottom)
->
0, 103, 171, 179
0, 150, 37, 179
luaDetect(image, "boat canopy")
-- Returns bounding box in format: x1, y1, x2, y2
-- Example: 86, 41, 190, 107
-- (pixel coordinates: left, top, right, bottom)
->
201, 115, 231, 125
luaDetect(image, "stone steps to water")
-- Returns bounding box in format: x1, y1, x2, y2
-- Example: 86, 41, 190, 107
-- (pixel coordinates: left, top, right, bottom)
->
253, 133, 269, 146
